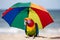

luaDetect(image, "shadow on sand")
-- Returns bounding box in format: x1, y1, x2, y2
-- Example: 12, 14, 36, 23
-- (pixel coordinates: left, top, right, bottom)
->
25, 36, 47, 39
50, 37, 60, 39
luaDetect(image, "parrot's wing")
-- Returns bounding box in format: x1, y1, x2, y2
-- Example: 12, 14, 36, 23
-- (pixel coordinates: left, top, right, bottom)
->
35, 23, 39, 37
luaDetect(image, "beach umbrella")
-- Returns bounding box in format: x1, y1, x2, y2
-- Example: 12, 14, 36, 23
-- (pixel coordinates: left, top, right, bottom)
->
2, 2, 54, 30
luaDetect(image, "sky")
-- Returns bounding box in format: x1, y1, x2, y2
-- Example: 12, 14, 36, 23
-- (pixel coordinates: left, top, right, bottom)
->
0, 0, 60, 9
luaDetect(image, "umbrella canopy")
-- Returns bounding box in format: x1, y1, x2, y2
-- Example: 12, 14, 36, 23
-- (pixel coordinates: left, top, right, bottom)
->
2, 2, 54, 30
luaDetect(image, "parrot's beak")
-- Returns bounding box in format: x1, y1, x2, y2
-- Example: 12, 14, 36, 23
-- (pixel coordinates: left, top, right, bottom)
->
24, 20, 28, 25
24, 20, 26, 25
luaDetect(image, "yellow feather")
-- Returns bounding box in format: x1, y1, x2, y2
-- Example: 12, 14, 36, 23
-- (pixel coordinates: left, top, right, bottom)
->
27, 24, 35, 32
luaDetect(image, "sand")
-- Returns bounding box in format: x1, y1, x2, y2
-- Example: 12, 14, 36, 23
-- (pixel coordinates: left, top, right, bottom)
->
0, 28, 60, 40
0, 33, 60, 40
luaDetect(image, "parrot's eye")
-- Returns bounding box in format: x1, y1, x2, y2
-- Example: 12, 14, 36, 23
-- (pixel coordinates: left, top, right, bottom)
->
28, 20, 30, 24
24, 18, 34, 27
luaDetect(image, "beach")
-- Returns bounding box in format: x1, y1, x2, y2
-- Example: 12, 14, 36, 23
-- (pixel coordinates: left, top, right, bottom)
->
0, 27, 60, 40
0, 32, 60, 40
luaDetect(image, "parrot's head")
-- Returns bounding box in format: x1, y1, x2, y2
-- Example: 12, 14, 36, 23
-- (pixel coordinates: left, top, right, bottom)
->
24, 18, 34, 27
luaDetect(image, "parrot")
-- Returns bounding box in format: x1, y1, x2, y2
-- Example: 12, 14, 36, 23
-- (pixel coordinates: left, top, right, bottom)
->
24, 18, 39, 38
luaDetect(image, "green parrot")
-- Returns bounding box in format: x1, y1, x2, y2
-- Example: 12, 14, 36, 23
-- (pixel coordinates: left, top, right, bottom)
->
24, 18, 39, 38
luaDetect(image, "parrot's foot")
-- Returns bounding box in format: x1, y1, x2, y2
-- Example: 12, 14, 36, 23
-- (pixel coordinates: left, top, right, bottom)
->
25, 36, 29, 38
33, 37, 36, 39
33, 36, 37, 39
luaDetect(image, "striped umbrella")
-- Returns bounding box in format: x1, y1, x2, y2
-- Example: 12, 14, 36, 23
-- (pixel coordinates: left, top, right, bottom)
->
2, 2, 54, 30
